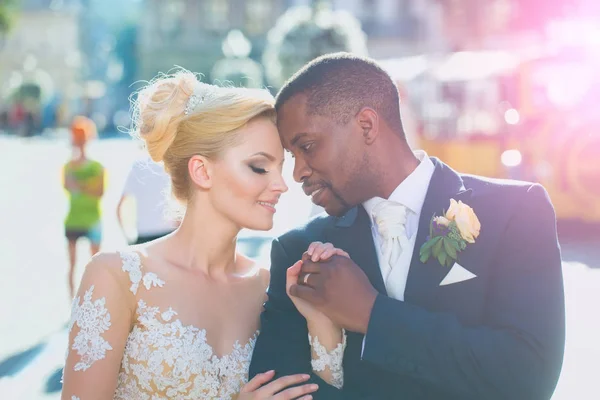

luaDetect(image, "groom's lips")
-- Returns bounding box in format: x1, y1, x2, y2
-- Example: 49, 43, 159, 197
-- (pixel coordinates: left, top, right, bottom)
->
305, 185, 328, 206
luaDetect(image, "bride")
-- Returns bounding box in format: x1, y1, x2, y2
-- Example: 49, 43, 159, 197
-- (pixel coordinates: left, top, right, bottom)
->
61, 70, 345, 399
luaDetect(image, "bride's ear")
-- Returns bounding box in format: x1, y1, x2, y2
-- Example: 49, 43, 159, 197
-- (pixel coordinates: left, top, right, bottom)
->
188, 155, 213, 189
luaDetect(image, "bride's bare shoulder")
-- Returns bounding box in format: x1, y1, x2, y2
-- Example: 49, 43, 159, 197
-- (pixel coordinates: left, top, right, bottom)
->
80, 246, 152, 289
75, 251, 137, 297
236, 253, 270, 288
84, 251, 126, 276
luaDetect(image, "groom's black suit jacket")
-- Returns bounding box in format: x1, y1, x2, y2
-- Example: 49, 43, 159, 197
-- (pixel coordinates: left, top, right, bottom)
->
249, 159, 565, 400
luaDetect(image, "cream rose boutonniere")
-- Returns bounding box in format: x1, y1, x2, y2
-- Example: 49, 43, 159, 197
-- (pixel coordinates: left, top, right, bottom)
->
419, 199, 481, 267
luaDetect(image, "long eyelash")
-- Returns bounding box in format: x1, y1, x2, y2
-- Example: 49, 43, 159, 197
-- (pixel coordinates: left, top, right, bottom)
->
250, 166, 268, 174
285, 149, 296, 158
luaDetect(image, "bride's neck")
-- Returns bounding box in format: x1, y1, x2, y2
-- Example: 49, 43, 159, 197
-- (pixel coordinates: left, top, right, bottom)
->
168, 201, 240, 276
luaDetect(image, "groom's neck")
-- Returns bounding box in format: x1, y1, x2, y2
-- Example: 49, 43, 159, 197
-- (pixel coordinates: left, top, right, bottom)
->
372, 139, 419, 199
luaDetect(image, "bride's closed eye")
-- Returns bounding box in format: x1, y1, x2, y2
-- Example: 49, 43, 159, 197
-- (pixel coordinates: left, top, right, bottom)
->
249, 165, 268, 174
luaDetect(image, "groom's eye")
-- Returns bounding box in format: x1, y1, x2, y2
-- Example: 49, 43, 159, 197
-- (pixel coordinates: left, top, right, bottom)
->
300, 143, 314, 152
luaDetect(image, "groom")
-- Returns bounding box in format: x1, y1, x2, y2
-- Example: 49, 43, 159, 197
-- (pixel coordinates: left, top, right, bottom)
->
249, 53, 565, 399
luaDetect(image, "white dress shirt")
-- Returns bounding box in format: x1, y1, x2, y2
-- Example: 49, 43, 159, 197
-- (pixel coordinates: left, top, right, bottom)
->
362, 150, 435, 300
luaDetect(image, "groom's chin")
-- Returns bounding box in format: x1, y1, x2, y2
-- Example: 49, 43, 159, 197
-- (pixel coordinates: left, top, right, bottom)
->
322, 202, 351, 218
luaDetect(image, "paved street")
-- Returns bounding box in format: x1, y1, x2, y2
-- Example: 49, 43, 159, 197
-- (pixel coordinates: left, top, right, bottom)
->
0, 134, 598, 399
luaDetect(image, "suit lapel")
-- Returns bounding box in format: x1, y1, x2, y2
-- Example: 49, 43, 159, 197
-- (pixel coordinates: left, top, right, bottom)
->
325, 206, 387, 295
404, 159, 473, 308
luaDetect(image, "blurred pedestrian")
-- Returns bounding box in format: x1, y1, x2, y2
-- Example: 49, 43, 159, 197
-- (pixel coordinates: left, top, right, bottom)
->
63, 116, 105, 298
117, 154, 177, 244
9, 102, 25, 132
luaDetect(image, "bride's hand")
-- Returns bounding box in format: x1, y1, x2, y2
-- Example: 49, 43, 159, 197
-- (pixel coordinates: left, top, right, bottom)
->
286, 242, 349, 325
238, 370, 317, 399
305, 241, 350, 262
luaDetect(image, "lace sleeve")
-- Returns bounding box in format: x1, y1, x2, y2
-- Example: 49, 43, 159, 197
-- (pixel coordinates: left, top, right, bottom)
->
61, 253, 134, 400
308, 329, 347, 389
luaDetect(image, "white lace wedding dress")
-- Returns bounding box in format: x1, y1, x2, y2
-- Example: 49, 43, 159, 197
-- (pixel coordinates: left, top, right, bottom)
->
62, 250, 346, 400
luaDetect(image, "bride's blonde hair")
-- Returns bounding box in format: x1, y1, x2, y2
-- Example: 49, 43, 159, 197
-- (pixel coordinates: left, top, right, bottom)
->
130, 69, 276, 204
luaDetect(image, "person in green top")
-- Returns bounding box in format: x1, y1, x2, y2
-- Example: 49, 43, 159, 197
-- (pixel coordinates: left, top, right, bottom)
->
63, 116, 105, 298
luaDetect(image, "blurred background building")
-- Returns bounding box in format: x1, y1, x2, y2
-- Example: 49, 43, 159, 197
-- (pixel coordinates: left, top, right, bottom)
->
1, 1, 599, 399
3, 0, 597, 137
2, 0, 599, 219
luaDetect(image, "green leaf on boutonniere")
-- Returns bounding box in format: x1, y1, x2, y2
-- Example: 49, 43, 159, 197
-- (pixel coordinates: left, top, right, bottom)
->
419, 236, 438, 263
449, 238, 461, 252
432, 236, 444, 257
437, 250, 448, 267
420, 246, 431, 263
421, 235, 440, 253
443, 238, 458, 259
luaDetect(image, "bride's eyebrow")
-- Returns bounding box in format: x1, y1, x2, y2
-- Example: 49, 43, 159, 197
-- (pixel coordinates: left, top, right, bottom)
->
249, 151, 276, 161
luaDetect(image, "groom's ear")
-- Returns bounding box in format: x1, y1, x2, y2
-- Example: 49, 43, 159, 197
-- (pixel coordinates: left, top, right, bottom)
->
356, 107, 379, 145
188, 155, 213, 189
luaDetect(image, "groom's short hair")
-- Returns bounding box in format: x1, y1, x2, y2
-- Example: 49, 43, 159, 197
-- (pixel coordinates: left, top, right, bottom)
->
275, 52, 404, 136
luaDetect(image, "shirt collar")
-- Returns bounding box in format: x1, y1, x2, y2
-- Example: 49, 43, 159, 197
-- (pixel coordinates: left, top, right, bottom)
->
363, 150, 435, 220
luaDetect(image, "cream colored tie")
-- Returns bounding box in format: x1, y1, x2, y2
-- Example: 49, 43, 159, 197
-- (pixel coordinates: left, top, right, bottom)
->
372, 201, 410, 284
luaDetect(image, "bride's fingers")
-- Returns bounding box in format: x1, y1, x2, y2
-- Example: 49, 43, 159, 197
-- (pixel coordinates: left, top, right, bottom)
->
273, 382, 318, 399
286, 260, 303, 293
260, 374, 312, 397
306, 241, 323, 257
310, 243, 334, 261
316, 247, 349, 261
240, 370, 275, 392
288, 260, 303, 276
334, 249, 350, 258
296, 395, 315, 400
316, 247, 336, 260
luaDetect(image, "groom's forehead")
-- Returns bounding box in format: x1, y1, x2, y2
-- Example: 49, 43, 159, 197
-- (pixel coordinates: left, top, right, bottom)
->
277, 96, 309, 134
277, 93, 308, 120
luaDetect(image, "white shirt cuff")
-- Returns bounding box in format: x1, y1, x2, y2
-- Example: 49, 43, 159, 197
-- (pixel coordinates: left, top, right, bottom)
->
361, 335, 366, 359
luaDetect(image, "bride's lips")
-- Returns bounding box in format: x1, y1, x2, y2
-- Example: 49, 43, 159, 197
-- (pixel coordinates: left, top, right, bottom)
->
257, 199, 278, 213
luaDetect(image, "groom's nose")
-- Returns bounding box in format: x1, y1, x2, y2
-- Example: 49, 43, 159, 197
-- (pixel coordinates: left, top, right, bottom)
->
292, 155, 312, 183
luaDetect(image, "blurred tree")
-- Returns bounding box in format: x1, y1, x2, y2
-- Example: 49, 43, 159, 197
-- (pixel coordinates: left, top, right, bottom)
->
0, 0, 19, 46
114, 24, 138, 87
262, 0, 368, 90
211, 29, 265, 88
108, 23, 139, 130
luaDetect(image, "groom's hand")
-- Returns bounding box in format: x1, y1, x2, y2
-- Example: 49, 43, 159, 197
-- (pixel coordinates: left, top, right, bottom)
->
291, 255, 378, 334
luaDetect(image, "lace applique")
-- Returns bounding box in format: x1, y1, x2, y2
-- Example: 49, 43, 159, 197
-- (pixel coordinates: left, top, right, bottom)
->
115, 300, 259, 399
68, 285, 113, 371
143, 272, 164, 290
119, 251, 165, 294
161, 307, 177, 321
308, 329, 347, 389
